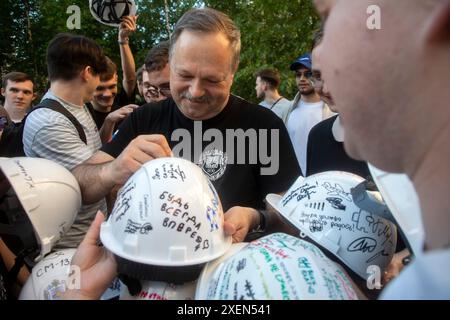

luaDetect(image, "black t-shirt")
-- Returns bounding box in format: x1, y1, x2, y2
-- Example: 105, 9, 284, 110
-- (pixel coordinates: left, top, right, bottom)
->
102, 95, 301, 211
90, 88, 136, 130
306, 115, 371, 180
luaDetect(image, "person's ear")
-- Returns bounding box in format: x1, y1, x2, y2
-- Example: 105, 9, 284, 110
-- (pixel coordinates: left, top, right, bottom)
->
80, 66, 89, 82
32, 93, 37, 101
1, 88, 5, 97
424, 0, 450, 44
80, 66, 95, 82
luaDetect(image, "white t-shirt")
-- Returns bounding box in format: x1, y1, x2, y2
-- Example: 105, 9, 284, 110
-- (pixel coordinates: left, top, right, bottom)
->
286, 100, 325, 175
380, 249, 450, 300
259, 98, 291, 120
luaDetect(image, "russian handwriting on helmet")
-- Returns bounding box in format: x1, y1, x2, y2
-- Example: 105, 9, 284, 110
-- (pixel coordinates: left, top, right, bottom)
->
196, 233, 360, 300
89, 0, 137, 27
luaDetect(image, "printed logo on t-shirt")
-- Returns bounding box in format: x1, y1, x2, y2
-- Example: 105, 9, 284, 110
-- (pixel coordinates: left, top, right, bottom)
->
198, 148, 227, 181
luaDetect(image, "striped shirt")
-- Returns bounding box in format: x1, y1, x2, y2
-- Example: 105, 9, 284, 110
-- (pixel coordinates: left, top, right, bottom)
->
23, 91, 107, 249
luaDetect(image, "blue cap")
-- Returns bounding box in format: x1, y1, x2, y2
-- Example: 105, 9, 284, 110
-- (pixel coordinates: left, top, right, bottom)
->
290, 53, 312, 71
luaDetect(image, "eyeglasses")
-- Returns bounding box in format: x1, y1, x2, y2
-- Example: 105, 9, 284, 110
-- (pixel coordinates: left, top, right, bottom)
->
310, 71, 324, 88
147, 83, 171, 98
295, 71, 313, 79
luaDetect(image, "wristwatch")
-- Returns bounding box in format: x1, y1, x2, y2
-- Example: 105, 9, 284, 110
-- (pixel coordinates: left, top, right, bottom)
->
251, 210, 267, 233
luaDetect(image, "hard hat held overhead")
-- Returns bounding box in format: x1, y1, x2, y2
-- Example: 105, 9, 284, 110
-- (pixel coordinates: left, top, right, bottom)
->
89, 0, 137, 27
0, 157, 81, 265
196, 233, 360, 300
100, 157, 232, 283
266, 171, 397, 280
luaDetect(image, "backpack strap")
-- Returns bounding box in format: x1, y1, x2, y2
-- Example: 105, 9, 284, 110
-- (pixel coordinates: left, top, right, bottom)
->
85, 102, 95, 118
31, 99, 87, 145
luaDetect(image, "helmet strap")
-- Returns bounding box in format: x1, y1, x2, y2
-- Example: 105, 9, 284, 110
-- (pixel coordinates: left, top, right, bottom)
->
118, 274, 142, 296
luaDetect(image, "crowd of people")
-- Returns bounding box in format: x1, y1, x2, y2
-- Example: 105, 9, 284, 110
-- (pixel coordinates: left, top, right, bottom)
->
1, 0, 449, 300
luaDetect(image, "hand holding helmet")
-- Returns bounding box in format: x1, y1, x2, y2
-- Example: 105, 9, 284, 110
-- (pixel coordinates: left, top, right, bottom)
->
266, 172, 398, 280
89, 0, 137, 27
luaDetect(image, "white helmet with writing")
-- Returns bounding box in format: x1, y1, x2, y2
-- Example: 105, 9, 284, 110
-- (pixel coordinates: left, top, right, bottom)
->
196, 233, 361, 300
19, 249, 76, 300
19, 249, 122, 300
100, 157, 231, 285
266, 172, 397, 279
0, 157, 81, 266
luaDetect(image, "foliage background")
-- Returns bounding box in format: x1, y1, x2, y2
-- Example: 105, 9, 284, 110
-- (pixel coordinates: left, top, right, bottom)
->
0, 0, 319, 104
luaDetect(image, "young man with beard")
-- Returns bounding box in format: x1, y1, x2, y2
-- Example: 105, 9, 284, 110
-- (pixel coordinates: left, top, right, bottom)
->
284, 53, 335, 175
254, 68, 291, 120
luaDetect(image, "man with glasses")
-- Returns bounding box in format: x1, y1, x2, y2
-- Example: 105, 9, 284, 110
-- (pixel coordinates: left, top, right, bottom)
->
142, 41, 171, 103
284, 53, 335, 175
72, 8, 300, 232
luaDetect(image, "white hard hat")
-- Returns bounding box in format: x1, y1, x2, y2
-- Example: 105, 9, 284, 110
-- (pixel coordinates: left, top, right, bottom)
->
0, 157, 81, 265
120, 280, 196, 300
196, 233, 360, 300
19, 249, 76, 300
19, 249, 122, 300
266, 171, 397, 279
100, 157, 232, 283
89, 0, 137, 27
368, 164, 424, 256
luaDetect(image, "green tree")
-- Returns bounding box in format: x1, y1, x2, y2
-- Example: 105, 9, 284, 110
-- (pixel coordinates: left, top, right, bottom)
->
205, 0, 320, 103
1, 0, 319, 104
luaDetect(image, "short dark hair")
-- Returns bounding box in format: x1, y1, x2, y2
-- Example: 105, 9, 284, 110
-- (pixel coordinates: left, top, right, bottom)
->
99, 56, 118, 82
170, 8, 241, 73
254, 68, 281, 90
145, 41, 170, 73
2, 72, 33, 89
46, 33, 108, 82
